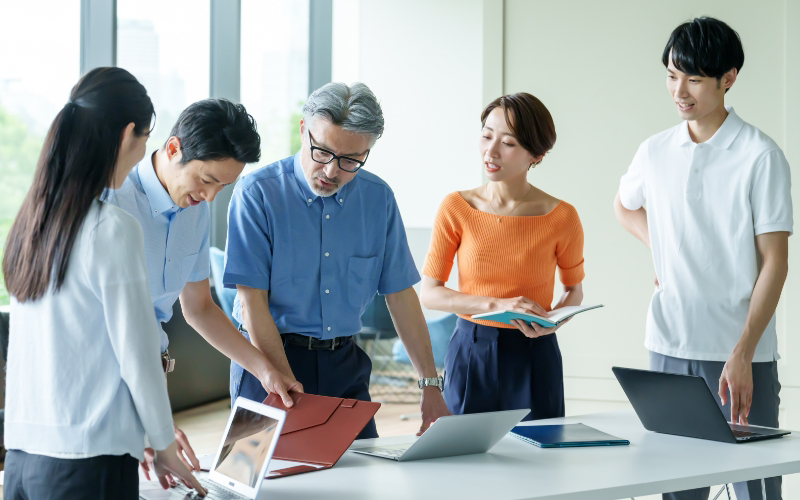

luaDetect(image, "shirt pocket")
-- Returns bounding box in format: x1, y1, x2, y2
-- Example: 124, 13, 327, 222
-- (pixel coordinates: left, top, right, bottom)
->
347, 256, 380, 310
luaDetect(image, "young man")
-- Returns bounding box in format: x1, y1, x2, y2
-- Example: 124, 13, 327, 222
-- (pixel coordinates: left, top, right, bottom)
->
103, 99, 300, 476
614, 18, 791, 500
223, 82, 450, 438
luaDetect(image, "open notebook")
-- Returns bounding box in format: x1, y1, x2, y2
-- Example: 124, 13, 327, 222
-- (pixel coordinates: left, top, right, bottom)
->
472, 304, 603, 328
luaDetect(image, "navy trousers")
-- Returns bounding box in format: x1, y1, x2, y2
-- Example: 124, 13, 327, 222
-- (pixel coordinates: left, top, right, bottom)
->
443, 318, 564, 420
231, 333, 378, 439
3, 450, 138, 500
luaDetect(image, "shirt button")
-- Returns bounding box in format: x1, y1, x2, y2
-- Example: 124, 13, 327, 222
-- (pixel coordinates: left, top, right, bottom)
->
325, 252, 330, 257
326, 214, 330, 220
308, 198, 313, 203
339, 198, 343, 203
327, 326, 332, 331
695, 169, 699, 173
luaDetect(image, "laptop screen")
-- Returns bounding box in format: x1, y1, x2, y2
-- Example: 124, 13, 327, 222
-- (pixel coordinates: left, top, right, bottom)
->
213, 405, 280, 488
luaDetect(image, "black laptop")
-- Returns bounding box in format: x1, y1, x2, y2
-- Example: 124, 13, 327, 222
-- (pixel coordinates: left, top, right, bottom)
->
612, 366, 790, 444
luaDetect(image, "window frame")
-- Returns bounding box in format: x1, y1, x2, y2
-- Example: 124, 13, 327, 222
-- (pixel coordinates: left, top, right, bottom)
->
80, 0, 330, 248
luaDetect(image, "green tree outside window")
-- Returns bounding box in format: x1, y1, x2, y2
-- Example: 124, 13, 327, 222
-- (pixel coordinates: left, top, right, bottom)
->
0, 103, 43, 305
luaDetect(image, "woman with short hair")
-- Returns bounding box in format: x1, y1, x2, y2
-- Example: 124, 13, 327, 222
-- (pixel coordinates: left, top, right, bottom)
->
420, 93, 585, 420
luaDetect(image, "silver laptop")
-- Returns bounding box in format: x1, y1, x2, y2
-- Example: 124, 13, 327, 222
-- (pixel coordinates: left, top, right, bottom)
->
139, 397, 286, 500
350, 409, 529, 461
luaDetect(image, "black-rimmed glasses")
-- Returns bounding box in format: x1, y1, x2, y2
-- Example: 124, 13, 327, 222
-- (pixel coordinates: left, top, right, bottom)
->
307, 129, 370, 173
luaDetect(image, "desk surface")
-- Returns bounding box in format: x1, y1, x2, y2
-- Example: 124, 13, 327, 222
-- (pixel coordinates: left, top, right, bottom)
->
157, 410, 800, 500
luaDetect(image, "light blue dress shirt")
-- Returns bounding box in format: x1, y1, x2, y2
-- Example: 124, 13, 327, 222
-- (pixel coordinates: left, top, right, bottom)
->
223, 153, 420, 340
102, 152, 210, 352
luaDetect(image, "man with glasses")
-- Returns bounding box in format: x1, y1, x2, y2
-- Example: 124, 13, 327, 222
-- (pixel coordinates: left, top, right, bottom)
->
223, 82, 450, 438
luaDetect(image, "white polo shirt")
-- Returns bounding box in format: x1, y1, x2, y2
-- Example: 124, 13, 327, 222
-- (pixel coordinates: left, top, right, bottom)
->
619, 107, 793, 362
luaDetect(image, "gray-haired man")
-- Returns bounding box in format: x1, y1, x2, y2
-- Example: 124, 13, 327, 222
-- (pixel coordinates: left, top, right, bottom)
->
223, 83, 450, 438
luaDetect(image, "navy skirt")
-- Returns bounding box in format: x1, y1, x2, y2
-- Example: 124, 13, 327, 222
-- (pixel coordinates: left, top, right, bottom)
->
443, 318, 564, 421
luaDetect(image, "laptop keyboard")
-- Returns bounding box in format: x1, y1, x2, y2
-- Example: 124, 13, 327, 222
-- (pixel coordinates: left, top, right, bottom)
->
171, 478, 249, 499
366, 447, 409, 459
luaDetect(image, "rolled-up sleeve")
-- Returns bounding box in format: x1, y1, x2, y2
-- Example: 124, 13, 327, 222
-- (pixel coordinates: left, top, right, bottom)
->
422, 194, 461, 282
556, 205, 585, 286
223, 182, 273, 291
188, 207, 211, 282
619, 141, 648, 211
751, 149, 793, 236
377, 189, 421, 295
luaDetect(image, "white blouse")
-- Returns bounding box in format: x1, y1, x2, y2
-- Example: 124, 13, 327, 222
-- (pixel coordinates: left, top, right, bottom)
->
5, 200, 175, 461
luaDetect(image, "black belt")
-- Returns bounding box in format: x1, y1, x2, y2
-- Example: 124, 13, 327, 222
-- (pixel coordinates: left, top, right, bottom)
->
281, 333, 351, 351
239, 325, 351, 351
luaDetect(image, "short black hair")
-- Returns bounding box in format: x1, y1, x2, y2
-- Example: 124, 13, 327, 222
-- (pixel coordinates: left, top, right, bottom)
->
662, 17, 744, 90
169, 98, 261, 164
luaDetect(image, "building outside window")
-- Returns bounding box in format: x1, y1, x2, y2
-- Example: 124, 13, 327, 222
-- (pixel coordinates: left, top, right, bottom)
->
116, 0, 211, 149
240, 0, 309, 173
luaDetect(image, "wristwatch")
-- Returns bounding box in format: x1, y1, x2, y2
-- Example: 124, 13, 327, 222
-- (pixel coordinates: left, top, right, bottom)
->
418, 376, 444, 391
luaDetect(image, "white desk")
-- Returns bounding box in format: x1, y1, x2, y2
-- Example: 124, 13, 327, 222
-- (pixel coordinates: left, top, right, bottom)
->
154, 410, 800, 500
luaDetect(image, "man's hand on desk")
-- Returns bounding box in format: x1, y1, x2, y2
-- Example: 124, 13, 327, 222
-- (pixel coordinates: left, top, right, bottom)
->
140, 425, 200, 484
418, 387, 451, 436
719, 351, 754, 425
257, 365, 304, 407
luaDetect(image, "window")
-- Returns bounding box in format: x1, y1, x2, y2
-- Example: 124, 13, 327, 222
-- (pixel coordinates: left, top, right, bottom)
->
0, 0, 81, 305
116, 0, 211, 149
241, 0, 309, 173
0, 1, 315, 304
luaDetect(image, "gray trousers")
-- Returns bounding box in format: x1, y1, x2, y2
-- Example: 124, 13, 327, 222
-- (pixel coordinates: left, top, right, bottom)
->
649, 351, 782, 500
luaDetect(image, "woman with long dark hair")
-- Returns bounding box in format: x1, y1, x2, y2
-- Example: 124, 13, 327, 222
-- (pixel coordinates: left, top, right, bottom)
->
2, 67, 206, 498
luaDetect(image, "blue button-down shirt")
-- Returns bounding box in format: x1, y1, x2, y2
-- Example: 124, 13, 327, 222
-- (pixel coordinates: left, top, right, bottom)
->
223, 153, 420, 339
102, 153, 210, 352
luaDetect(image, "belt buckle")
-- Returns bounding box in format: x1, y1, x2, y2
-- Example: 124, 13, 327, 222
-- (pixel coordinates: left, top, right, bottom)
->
308, 336, 314, 350
161, 350, 175, 374
330, 337, 336, 351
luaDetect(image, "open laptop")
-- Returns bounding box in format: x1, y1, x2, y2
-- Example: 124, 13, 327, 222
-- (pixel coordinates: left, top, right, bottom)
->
139, 397, 290, 500
612, 366, 790, 444
350, 408, 529, 461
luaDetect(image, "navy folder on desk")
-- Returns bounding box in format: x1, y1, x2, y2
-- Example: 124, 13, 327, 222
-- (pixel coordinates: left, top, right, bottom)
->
510, 423, 629, 448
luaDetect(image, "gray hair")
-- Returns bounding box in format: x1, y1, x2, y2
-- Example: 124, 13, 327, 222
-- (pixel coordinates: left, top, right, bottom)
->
302, 82, 384, 145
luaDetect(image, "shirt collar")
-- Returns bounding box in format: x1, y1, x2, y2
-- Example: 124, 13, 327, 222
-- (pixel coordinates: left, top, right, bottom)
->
292, 152, 348, 207
674, 106, 744, 149
138, 151, 179, 217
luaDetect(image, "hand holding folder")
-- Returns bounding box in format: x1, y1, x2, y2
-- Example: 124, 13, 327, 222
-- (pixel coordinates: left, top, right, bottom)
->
263, 392, 381, 478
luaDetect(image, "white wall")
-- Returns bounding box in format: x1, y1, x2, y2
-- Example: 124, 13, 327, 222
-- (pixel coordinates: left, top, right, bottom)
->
332, 0, 486, 229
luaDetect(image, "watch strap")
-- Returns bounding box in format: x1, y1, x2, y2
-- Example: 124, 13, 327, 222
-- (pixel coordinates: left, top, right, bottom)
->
418, 376, 444, 390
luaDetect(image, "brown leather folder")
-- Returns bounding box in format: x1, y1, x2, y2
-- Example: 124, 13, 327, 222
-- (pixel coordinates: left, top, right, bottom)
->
262, 392, 381, 479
